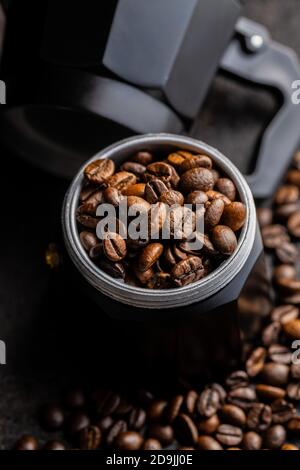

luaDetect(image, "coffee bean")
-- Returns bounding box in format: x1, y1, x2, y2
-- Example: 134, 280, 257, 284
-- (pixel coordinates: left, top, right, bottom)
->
286, 383, 300, 401
268, 344, 291, 364
147, 400, 167, 422
40, 404, 64, 431
145, 179, 169, 204
108, 171, 137, 191
95, 391, 121, 416
43, 440, 66, 450
262, 322, 281, 346
255, 384, 286, 401
276, 241, 299, 264
115, 431, 143, 450
221, 202, 246, 232
148, 424, 174, 446
287, 417, 300, 434
175, 413, 198, 445
165, 395, 184, 423
261, 225, 289, 249
64, 388, 85, 409
180, 167, 214, 193
261, 363, 289, 387
291, 364, 300, 380
281, 443, 299, 450
197, 414, 220, 434
138, 243, 164, 272
197, 385, 224, 418
286, 169, 300, 186
121, 161, 146, 178
14, 435, 39, 450
273, 265, 297, 282
142, 438, 162, 450
167, 151, 191, 168
276, 202, 300, 220
242, 431, 262, 450
80, 185, 102, 203
145, 162, 173, 184
275, 185, 299, 205
221, 404, 246, 428
106, 420, 128, 446
185, 190, 208, 208
197, 435, 223, 450
171, 256, 204, 287
206, 190, 231, 205
78, 190, 103, 215
130, 151, 153, 165
66, 411, 90, 436
256, 207, 273, 227
283, 319, 300, 339
271, 399, 296, 423
128, 407, 146, 430
159, 190, 184, 206
84, 159, 115, 185
79, 425, 101, 450
98, 259, 125, 279
215, 178, 236, 201
103, 187, 123, 206
226, 371, 249, 390
228, 387, 257, 409
114, 399, 133, 417
246, 347, 266, 377
247, 403, 272, 431
97, 416, 114, 433
76, 213, 99, 229
288, 210, 300, 237
264, 424, 286, 449
215, 424, 243, 447
211, 225, 237, 255
183, 390, 198, 415
204, 199, 225, 230
271, 305, 299, 325
103, 232, 127, 262
180, 155, 213, 173
122, 183, 146, 198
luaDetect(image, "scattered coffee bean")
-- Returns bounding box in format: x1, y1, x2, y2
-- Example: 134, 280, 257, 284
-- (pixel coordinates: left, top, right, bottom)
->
79, 425, 101, 450
215, 424, 243, 447
197, 435, 223, 450
148, 424, 174, 446
264, 424, 286, 449
247, 403, 272, 431
175, 413, 198, 446
220, 404, 246, 428
261, 363, 289, 387
115, 431, 144, 450
242, 431, 262, 450
142, 438, 162, 450
197, 414, 220, 434
246, 347, 266, 377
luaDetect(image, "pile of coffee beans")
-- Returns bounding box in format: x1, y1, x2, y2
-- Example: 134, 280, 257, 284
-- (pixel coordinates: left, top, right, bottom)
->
15, 151, 300, 450
76, 149, 246, 288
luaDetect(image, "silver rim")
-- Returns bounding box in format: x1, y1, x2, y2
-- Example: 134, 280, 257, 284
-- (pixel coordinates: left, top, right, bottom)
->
62, 133, 257, 309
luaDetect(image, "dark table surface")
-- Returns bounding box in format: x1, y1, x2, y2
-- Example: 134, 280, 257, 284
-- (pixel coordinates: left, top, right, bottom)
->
0, 0, 300, 449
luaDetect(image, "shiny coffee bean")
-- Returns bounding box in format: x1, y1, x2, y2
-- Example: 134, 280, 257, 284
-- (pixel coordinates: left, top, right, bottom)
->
255, 384, 286, 401
256, 207, 272, 227
40, 404, 64, 431
121, 161, 146, 178
130, 151, 153, 165
146, 162, 173, 184
220, 404, 246, 428
14, 435, 39, 450
138, 243, 164, 272
268, 344, 291, 364
275, 185, 299, 205
165, 395, 184, 423
98, 259, 125, 279
171, 256, 204, 287
226, 371, 249, 390
287, 210, 300, 238
271, 399, 296, 423
108, 171, 137, 191
84, 159, 115, 185
247, 403, 272, 431
261, 225, 289, 249
175, 413, 198, 446
215, 178, 236, 201
262, 322, 281, 346
246, 347, 266, 377
183, 390, 198, 415
286, 383, 300, 401
215, 424, 243, 447
261, 363, 289, 387
281, 443, 299, 450
103, 187, 123, 207
204, 199, 225, 229
180, 154, 212, 173
197, 436, 223, 450
128, 407, 146, 430
79, 425, 101, 450
271, 305, 299, 324
147, 400, 168, 422
106, 420, 128, 446
273, 265, 297, 282
103, 232, 127, 262
228, 387, 257, 409
185, 190, 208, 207
159, 190, 184, 206
264, 425, 286, 449
276, 241, 299, 264
148, 424, 174, 446
242, 431, 262, 450
283, 319, 300, 339
180, 167, 214, 193
221, 202, 246, 232
197, 414, 220, 434
97, 416, 114, 433
115, 431, 144, 450
142, 438, 162, 450
211, 225, 237, 255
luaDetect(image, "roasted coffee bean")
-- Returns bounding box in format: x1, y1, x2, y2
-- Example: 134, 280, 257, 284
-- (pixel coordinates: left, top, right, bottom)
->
261, 363, 289, 387
271, 399, 296, 423
84, 159, 115, 185
167, 151, 192, 168
40, 404, 64, 431
66, 411, 90, 436
14, 435, 39, 450
281, 443, 299, 450
98, 259, 125, 279
226, 371, 249, 390
197, 436, 223, 450
261, 224, 289, 249
180, 155, 212, 173
122, 183, 146, 198
183, 390, 198, 415
103, 233, 126, 262
142, 438, 162, 450
256, 207, 273, 227
211, 225, 237, 255
79, 425, 101, 450
268, 344, 291, 364
76, 213, 99, 229
271, 305, 299, 324
264, 425, 286, 449
204, 199, 225, 229
221, 202, 246, 232
147, 400, 168, 422
134, 266, 155, 285
291, 363, 300, 380
159, 190, 184, 206
165, 395, 184, 423
262, 322, 281, 346
287, 417, 300, 434
287, 210, 300, 238
286, 383, 300, 401
115, 431, 143, 450
145, 179, 169, 204
255, 384, 285, 401
103, 187, 123, 206
78, 190, 103, 215
283, 319, 300, 339
121, 161, 146, 178
274, 185, 299, 205
171, 256, 204, 287
276, 202, 300, 220
286, 169, 300, 186
292, 150, 300, 169
185, 190, 208, 208
175, 413, 198, 445
148, 424, 174, 446
64, 388, 85, 409
108, 171, 137, 191
167, 206, 195, 239
126, 195, 151, 213
80, 184, 102, 203
114, 399, 133, 417
128, 407, 146, 430
138, 243, 164, 272
228, 387, 257, 409
246, 347, 266, 377
242, 431, 262, 450
276, 241, 299, 264
180, 167, 214, 193
145, 162, 173, 184
43, 440, 66, 450
206, 190, 231, 206
215, 424, 243, 447
197, 414, 220, 434
97, 416, 114, 433
197, 385, 224, 418
94, 391, 121, 417
247, 403, 272, 431
106, 420, 128, 446
273, 264, 297, 281
130, 151, 153, 165
215, 178, 236, 201
220, 404, 246, 428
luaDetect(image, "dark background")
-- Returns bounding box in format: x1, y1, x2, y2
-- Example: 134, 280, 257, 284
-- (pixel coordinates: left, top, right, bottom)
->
0, 0, 299, 449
